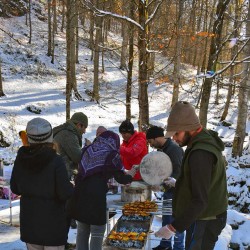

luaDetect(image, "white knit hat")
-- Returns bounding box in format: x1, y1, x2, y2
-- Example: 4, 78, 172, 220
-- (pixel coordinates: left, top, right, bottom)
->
26, 118, 53, 144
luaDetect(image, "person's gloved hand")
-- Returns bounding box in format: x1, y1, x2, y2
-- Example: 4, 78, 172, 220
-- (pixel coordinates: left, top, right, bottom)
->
163, 177, 176, 187
155, 224, 176, 239
126, 167, 137, 177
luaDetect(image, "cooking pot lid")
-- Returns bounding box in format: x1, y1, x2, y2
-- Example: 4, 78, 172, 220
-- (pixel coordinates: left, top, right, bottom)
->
139, 151, 173, 185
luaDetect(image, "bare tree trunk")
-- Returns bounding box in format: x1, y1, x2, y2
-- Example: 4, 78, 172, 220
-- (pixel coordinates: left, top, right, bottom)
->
66, 0, 73, 118
215, 79, 220, 105
61, 0, 65, 32
89, 12, 94, 60
78, 2, 85, 28
232, 2, 250, 157
138, 0, 149, 131
221, 0, 240, 121
171, 0, 184, 106
101, 18, 105, 73
120, 20, 128, 70
25, 1, 28, 26
126, 1, 135, 119
92, 2, 103, 102
28, 0, 32, 44
51, 0, 57, 63
69, 0, 81, 99
47, 0, 52, 56
0, 60, 5, 97
199, 0, 230, 127
54, 0, 57, 34
75, 0, 79, 64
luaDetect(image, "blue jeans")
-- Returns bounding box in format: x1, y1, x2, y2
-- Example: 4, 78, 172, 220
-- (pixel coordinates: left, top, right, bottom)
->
160, 191, 185, 250
76, 221, 106, 250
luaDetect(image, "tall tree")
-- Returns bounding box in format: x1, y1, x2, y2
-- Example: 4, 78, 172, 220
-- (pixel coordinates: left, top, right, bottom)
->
28, 0, 32, 44
92, 1, 103, 102
51, 0, 57, 63
126, 0, 135, 119
232, 2, 250, 157
61, 0, 65, 32
66, 0, 74, 119
47, 0, 52, 56
221, 0, 241, 121
120, 0, 129, 70
199, 0, 230, 127
0, 59, 5, 97
138, 0, 149, 131
171, 0, 185, 106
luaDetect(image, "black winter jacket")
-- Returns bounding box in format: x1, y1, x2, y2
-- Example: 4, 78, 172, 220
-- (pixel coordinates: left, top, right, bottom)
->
10, 145, 73, 246
70, 170, 132, 225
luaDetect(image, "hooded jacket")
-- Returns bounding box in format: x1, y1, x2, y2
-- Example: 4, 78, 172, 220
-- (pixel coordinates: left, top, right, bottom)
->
10, 145, 73, 246
120, 131, 148, 180
53, 120, 83, 178
172, 128, 228, 232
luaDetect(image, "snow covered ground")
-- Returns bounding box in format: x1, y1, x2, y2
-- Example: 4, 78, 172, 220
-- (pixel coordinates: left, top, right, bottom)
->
0, 2, 250, 249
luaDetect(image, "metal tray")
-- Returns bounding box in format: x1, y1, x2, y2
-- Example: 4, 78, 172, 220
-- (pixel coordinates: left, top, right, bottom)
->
103, 215, 154, 250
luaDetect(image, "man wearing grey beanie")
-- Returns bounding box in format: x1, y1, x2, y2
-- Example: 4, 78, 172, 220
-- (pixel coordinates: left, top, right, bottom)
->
155, 101, 228, 250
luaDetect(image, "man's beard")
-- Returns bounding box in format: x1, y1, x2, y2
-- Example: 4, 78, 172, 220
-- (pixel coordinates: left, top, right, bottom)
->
178, 131, 192, 147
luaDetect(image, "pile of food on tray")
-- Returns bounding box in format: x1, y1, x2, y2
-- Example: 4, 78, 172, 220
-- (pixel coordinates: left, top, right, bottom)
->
121, 200, 158, 221
104, 200, 157, 249
107, 230, 148, 249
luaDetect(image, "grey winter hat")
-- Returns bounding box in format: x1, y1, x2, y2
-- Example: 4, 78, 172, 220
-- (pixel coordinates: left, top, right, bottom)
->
166, 101, 201, 137
70, 112, 88, 128
26, 118, 53, 144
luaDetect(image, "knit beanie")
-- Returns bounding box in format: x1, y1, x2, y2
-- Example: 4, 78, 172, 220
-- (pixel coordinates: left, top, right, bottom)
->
71, 112, 88, 128
166, 101, 201, 137
119, 120, 134, 134
26, 118, 53, 144
146, 126, 164, 139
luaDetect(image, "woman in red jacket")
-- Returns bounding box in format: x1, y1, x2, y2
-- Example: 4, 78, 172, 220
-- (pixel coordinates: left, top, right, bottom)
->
119, 120, 148, 180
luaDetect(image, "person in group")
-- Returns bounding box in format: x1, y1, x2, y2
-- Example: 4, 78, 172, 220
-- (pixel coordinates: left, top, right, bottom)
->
155, 101, 228, 250
10, 117, 73, 250
146, 126, 184, 250
53, 112, 89, 230
53, 112, 89, 179
96, 126, 107, 137
119, 119, 148, 180
19, 130, 29, 146
95, 126, 119, 194
68, 130, 136, 250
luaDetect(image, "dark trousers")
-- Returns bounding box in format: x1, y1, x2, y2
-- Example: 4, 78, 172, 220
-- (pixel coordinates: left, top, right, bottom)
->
185, 212, 227, 250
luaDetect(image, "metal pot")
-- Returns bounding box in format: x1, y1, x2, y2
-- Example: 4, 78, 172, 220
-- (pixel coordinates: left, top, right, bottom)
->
121, 181, 151, 202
